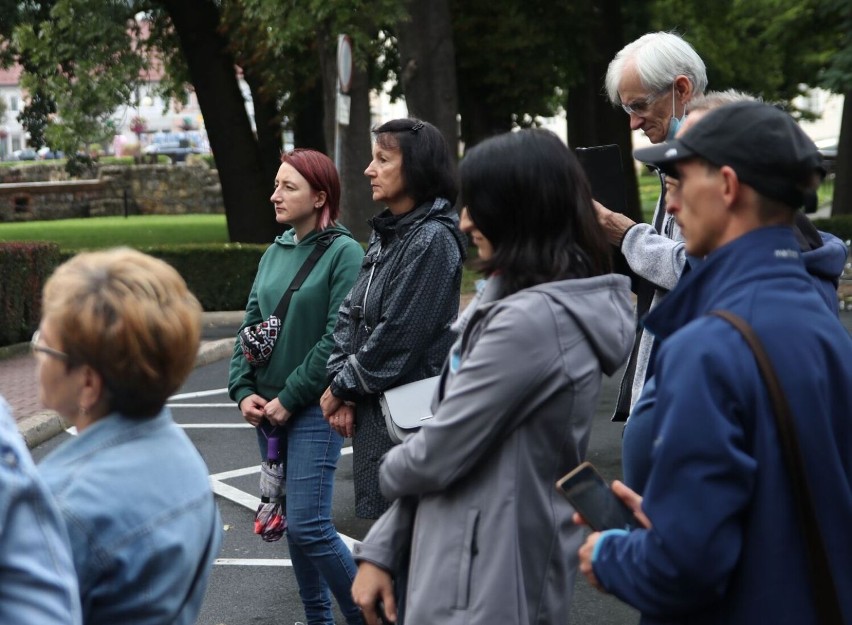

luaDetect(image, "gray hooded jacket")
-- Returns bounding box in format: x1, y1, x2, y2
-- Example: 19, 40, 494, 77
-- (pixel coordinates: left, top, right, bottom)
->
353, 274, 634, 625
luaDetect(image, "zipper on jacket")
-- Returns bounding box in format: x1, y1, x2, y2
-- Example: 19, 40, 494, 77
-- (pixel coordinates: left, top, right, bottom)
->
455, 508, 480, 609
352, 244, 381, 335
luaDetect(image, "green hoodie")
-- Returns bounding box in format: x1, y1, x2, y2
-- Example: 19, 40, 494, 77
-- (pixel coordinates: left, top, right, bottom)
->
228, 225, 364, 413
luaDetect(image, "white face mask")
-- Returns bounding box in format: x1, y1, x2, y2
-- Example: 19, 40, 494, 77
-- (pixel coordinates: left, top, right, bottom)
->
667, 83, 687, 140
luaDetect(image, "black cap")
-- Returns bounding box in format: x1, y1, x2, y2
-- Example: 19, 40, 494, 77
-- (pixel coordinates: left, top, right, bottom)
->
633, 101, 823, 209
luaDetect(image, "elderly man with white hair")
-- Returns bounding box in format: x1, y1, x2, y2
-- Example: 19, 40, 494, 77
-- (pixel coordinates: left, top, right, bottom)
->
594, 31, 708, 422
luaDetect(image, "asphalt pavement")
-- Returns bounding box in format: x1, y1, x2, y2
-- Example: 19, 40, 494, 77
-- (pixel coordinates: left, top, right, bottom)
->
9, 309, 852, 624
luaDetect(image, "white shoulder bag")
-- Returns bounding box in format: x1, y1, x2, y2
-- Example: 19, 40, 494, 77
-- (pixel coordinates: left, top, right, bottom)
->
379, 375, 440, 444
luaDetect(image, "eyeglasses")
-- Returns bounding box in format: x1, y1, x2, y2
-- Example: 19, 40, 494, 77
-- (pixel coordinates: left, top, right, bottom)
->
620, 87, 670, 116
30, 330, 70, 362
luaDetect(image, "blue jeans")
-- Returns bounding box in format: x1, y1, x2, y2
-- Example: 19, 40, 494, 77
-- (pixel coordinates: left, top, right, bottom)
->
258, 405, 362, 625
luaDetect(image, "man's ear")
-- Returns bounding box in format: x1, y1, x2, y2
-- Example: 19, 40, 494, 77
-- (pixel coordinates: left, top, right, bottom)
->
675, 74, 692, 102
719, 165, 741, 210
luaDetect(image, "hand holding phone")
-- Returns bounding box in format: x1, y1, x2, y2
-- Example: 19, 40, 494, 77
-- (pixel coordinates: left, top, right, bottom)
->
556, 461, 637, 532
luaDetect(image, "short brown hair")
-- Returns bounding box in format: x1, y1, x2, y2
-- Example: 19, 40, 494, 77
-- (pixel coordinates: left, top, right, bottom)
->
42, 248, 202, 418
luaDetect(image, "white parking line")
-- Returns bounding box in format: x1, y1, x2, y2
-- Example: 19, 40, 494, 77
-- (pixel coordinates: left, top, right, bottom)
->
168, 403, 237, 408
215, 558, 293, 566
210, 461, 358, 557
212, 466, 260, 480
170, 388, 230, 400
131, 396, 361, 566
211, 479, 261, 510
178, 423, 251, 428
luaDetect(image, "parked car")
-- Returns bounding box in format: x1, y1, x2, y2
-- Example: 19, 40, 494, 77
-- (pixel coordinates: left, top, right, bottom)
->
815, 137, 837, 175
10, 148, 38, 161
143, 141, 203, 163
37, 146, 65, 160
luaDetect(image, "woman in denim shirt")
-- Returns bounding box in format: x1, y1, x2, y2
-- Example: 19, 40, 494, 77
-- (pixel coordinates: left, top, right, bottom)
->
35, 248, 222, 625
0, 395, 81, 624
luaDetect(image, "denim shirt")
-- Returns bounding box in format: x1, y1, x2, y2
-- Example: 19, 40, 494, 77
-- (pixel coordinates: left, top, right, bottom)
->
0, 397, 81, 625
39, 408, 222, 625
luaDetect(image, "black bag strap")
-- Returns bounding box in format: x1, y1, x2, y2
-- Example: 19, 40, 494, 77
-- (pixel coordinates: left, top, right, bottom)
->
709, 310, 843, 625
271, 233, 341, 321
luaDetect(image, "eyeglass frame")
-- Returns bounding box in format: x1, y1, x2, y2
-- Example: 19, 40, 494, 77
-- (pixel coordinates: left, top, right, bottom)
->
30, 329, 71, 362
620, 85, 672, 117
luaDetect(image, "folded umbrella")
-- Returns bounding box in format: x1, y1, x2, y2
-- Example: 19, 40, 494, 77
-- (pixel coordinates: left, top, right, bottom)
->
254, 433, 286, 542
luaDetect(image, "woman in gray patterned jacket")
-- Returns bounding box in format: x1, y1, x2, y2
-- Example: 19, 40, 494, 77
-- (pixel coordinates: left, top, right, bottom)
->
321, 118, 467, 519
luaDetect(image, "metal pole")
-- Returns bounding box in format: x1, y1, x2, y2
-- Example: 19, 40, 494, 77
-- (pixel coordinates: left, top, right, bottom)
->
334, 88, 341, 171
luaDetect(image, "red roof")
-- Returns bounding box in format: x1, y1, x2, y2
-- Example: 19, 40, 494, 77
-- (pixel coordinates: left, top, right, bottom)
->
0, 65, 22, 86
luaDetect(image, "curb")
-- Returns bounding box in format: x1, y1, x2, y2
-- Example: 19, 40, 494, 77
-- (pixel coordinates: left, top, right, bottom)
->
19, 411, 71, 449
18, 337, 235, 450
194, 337, 235, 367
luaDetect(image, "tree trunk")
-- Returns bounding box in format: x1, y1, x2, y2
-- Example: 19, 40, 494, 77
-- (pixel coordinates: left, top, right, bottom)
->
457, 94, 512, 152
338, 65, 375, 243
291, 77, 328, 152
159, 0, 279, 243
831, 91, 851, 216
396, 0, 460, 163
565, 0, 642, 224
244, 68, 284, 184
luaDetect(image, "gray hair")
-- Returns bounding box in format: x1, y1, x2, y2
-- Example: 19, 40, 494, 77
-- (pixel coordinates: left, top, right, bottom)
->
605, 32, 708, 105
689, 89, 757, 112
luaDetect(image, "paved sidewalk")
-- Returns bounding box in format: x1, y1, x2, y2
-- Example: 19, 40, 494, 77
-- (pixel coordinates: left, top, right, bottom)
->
0, 311, 243, 448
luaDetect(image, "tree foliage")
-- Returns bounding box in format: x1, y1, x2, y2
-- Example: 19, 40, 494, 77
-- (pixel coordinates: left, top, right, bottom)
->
649, 0, 834, 110
14, 0, 148, 156
5, 0, 851, 227
450, 0, 583, 147
814, 0, 852, 215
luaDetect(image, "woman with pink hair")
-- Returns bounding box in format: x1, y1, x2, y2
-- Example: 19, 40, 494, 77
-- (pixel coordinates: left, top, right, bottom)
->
229, 149, 365, 624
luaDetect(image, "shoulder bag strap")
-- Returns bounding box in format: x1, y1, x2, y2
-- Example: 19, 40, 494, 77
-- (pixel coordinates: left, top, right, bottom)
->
270, 233, 341, 321
709, 309, 843, 625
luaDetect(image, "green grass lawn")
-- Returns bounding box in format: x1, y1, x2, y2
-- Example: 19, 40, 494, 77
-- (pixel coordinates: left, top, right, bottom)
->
0, 214, 484, 297
0, 214, 229, 249
639, 171, 661, 222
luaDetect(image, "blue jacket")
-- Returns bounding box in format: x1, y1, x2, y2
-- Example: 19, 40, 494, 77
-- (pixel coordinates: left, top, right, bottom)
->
803, 230, 848, 314
0, 397, 81, 625
39, 409, 222, 625
622, 228, 847, 493
593, 226, 852, 624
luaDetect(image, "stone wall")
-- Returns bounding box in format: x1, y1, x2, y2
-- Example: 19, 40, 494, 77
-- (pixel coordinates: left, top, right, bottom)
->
0, 163, 224, 222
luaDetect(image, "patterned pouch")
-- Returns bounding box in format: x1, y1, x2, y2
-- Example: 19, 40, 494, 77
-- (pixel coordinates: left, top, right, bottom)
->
238, 315, 282, 366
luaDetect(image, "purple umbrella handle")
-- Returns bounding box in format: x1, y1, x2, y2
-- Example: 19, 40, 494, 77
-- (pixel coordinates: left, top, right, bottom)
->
267, 436, 281, 463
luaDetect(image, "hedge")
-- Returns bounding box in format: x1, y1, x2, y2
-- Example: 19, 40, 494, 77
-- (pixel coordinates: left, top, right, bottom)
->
136, 243, 266, 312
57, 243, 267, 313
0, 241, 61, 346
0, 242, 265, 348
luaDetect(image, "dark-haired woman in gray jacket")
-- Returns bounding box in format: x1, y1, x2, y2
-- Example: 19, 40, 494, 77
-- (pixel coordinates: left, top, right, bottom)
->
350, 128, 634, 625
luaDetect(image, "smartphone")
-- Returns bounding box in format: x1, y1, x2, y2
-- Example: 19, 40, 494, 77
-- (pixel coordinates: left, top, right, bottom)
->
556, 461, 636, 532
